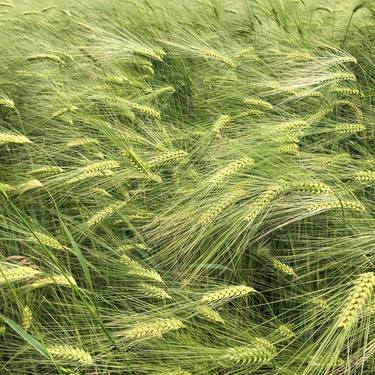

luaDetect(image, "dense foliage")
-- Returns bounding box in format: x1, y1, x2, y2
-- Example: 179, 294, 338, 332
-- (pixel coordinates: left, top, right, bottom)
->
0, 0, 374, 374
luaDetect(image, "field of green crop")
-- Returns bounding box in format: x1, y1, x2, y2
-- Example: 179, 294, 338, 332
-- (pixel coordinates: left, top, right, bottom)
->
0, 0, 374, 374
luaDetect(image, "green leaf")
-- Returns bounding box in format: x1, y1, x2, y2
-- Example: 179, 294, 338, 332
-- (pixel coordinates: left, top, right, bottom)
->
0, 313, 49, 358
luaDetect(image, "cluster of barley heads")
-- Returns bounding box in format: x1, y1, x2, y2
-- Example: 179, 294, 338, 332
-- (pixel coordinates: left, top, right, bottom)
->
0, 0, 374, 374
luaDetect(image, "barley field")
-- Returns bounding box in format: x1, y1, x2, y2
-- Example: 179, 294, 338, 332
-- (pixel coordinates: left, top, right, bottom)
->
0, 1, 374, 374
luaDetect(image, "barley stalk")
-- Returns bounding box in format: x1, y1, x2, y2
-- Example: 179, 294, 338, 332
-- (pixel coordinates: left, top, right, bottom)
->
0, 133, 32, 145
0, 266, 41, 285
46, 345, 93, 365
200, 285, 255, 304
124, 318, 184, 340
337, 272, 375, 329
86, 201, 127, 227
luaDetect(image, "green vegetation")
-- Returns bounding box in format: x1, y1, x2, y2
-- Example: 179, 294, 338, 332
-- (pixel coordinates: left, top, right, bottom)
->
0, 0, 374, 373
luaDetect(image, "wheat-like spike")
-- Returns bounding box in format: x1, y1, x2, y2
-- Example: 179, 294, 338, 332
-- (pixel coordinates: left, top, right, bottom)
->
156, 369, 192, 375
118, 243, 148, 253
0, 325, 5, 334
310, 297, 328, 309
67, 170, 114, 185
46, 345, 93, 365
212, 114, 231, 135
277, 120, 309, 131
202, 49, 236, 68
323, 72, 356, 82
308, 105, 333, 124
65, 138, 99, 148
120, 254, 164, 283
90, 187, 112, 197
200, 285, 255, 304
86, 201, 126, 227
128, 101, 161, 119
30, 166, 64, 177
273, 132, 302, 144
306, 200, 365, 213
128, 266, 164, 283
292, 181, 332, 194
195, 305, 225, 324
272, 259, 297, 277
132, 47, 163, 61
286, 51, 314, 61
27, 54, 62, 64
234, 47, 257, 59
218, 339, 275, 365
124, 318, 184, 340
337, 272, 375, 329
244, 185, 284, 222
320, 152, 351, 167
15, 70, 50, 79
289, 89, 322, 98
51, 106, 78, 119
124, 149, 161, 182
31, 231, 66, 251
0, 133, 32, 145
354, 171, 375, 181
234, 109, 264, 119
79, 160, 120, 174
277, 143, 299, 155
29, 275, 77, 289
277, 324, 295, 338
332, 87, 362, 96
23, 10, 42, 15
0, 266, 41, 285
242, 97, 273, 110
199, 190, 243, 225
139, 283, 172, 300
335, 123, 365, 134
148, 150, 188, 167
21, 305, 32, 330
210, 158, 254, 185
0, 182, 12, 193
0, 97, 14, 108
334, 100, 364, 123
0, 2, 13, 8
16, 179, 43, 194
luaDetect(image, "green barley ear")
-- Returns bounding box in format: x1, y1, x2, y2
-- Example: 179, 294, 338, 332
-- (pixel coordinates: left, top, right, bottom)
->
353, 171, 375, 181
139, 283, 172, 300
0, 325, 5, 334
212, 114, 230, 137
46, 345, 93, 366
218, 338, 276, 366
242, 97, 273, 110
86, 201, 127, 227
306, 200, 365, 214
244, 185, 284, 223
26, 54, 62, 64
148, 150, 188, 168
156, 369, 192, 375
195, 305, 224, 324
0, 97, 14, 108
123, 318, 185, 340
30, 231, 67, 251
0, 133, 32, 145
21, 305, 32, 331
277, 324, 295, 338
123, 148, 161, 182
336, 272, 375, 330
272, 259, 297, 277
334, 123, 366, 135
209, 158, 254, 185
79, 160, 120, 174
120, 255, 164, 283
200, 285, 255, 305
29, 275, 77, 289
29, 166, 64, 177
64, 138, 99, 148
0, 265, 41, 285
